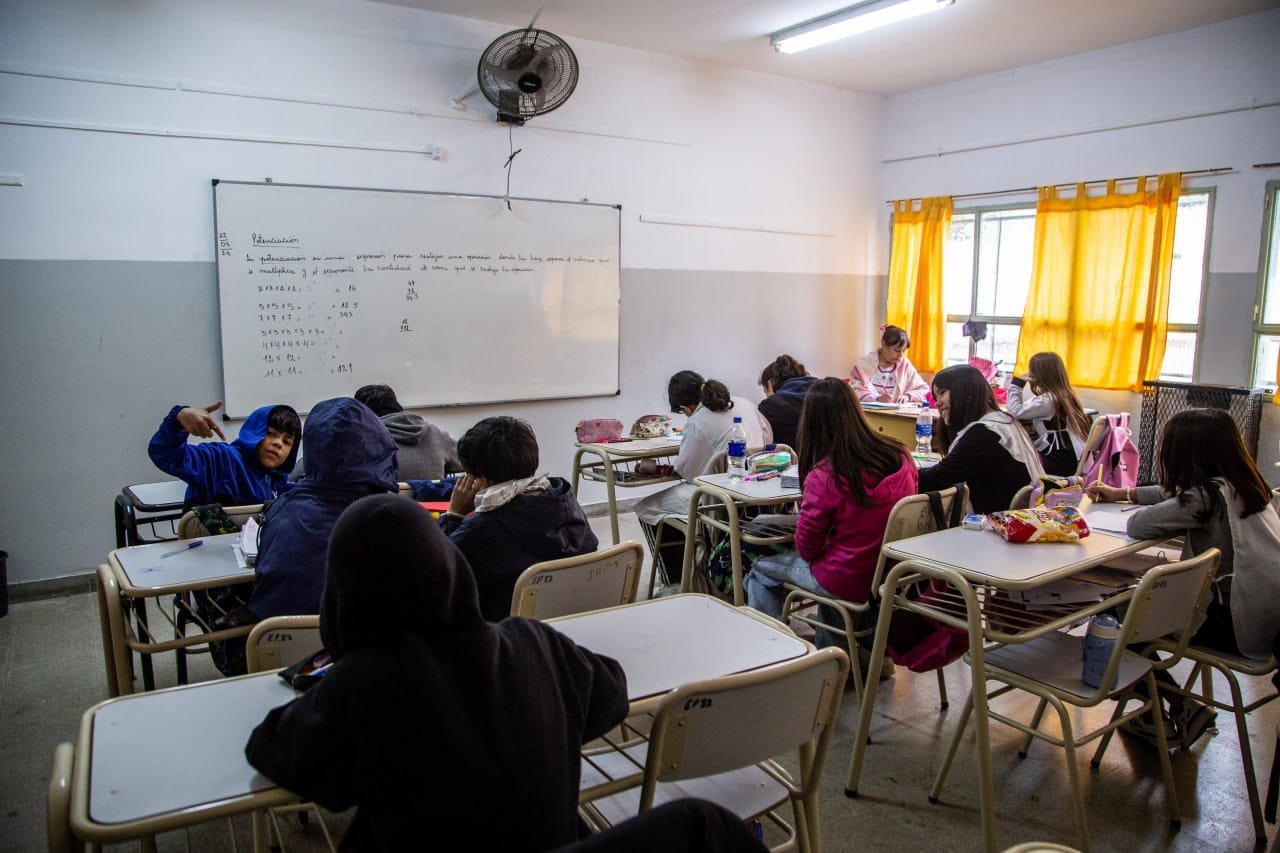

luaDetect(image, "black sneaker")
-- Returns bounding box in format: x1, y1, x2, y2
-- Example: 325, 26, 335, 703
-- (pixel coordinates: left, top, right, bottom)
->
1175, 702, 1218, 750
1120, 713, 1175, 749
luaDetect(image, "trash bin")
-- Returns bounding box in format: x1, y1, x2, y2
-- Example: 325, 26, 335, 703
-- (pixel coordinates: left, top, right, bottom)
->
0, 551, 7, 617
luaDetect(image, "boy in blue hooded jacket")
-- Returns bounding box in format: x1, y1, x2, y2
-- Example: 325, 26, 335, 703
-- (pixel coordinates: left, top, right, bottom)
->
148, 400, 301, 508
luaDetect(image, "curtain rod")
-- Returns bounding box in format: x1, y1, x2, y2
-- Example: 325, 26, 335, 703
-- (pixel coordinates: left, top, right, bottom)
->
885, 167, 1235, 206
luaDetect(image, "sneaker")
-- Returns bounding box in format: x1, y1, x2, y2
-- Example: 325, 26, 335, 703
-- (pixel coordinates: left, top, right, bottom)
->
1119, 713, 1176, 749
1174, 702, 1218, 750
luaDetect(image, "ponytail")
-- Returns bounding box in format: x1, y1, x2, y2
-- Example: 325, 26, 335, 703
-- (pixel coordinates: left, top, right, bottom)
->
700, 379, 733, 413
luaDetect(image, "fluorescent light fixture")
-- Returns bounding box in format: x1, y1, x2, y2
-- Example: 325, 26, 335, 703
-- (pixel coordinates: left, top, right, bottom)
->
770, 0, 954, 54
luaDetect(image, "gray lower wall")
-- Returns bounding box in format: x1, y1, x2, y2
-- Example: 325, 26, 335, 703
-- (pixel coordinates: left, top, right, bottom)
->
0, 260, 880, 587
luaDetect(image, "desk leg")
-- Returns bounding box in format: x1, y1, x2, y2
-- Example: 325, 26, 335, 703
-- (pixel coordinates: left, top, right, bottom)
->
679, 491, 703, 594
967, 618, 997, 853
128, 599, 156, 692
602, 455, 621, 546
845, 591, 895, 796
723, 499, 745, 606
113, 494, 129, 550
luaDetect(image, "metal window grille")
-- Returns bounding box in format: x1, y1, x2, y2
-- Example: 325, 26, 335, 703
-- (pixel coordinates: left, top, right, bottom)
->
1138, 381, 1264, 484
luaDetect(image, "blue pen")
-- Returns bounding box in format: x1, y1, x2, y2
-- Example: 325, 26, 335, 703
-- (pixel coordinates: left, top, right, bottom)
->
161, 540, 204, 558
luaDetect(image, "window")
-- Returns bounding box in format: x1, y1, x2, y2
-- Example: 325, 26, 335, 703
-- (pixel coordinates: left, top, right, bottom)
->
1252, 181, 1280, 390
941, 191, 1210, 382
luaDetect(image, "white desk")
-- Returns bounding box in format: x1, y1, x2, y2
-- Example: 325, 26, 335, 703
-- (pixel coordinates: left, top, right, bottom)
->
850, 506, 1163, 853
71, 594, 807, 846
572, 437, 683, 544
680, 471, 803, 605
101, 534, 254, 695
71, 672, 298, 844
549, 593, 810, 712
114, 479, 189, 548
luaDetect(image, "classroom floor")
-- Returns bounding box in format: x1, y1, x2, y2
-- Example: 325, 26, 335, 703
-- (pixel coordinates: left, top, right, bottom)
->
1, 510, 1277, 852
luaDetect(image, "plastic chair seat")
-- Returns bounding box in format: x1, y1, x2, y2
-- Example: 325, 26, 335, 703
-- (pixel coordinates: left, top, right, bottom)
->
983, 631, 1153, 703
588, 763, 788, 828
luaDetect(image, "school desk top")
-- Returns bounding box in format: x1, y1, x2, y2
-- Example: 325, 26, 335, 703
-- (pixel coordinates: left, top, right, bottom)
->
109, 533, 249, 595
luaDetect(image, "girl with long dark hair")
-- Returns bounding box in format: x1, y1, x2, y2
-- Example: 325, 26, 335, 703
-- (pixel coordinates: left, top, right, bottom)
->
917, 364, 1044, 513
1088, 408, 1280, 747
1006, 352, 1091, 475
745, 377, 917, 619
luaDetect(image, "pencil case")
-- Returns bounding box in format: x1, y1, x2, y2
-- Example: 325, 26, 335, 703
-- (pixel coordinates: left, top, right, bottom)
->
575, 418, 624, 443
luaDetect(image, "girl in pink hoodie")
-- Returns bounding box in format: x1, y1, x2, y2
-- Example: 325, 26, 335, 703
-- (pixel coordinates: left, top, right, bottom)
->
746, 378, 918, 624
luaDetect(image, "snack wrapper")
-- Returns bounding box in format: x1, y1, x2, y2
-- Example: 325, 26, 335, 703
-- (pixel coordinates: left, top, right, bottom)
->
987, 506, 1091, 543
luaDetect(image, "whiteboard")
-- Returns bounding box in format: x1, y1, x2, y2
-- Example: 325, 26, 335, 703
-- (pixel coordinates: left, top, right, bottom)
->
213, 181, 620, 417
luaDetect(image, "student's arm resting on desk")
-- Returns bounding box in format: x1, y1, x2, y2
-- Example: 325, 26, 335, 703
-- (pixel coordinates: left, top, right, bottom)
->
848, 362, 878, 402
1125, 487, 1202, 540
793, 466, 837, 564
244, 677, 360, 810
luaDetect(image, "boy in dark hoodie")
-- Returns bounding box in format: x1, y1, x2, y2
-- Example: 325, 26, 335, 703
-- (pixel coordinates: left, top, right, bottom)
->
245, 494, 628, 850
756, 354, 816, 450
148, 399, 300, 508
442, 416, 598, 621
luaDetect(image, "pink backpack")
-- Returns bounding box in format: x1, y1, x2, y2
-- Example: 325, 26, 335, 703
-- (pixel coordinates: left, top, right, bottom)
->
1081, 413, 1139, 490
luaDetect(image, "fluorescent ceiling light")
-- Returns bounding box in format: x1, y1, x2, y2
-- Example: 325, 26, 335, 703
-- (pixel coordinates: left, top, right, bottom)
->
770, 0, 954, 54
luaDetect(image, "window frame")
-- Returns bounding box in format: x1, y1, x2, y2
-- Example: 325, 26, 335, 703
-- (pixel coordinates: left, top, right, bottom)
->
944, 200, 1037, 365
1250, 179, 1280, 390
943, 189, 1212, 379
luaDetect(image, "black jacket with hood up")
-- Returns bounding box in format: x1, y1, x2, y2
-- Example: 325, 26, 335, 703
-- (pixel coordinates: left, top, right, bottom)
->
244, 494, 628, 851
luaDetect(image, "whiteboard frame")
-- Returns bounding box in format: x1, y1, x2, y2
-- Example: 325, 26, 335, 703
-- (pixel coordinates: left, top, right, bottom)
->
211, 179, 623, 418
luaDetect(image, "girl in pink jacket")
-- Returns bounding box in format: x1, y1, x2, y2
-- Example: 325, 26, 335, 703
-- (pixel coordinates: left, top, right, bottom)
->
849, 325, 930, 404
746, 378, 918, 625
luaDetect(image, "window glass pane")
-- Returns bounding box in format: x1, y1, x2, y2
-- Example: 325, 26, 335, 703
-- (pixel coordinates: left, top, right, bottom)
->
943, 214, 975, 318
971, 324, 1020, 374
1159, 331, 1197, 382
975, 209, 1035, 317
1262, 188, 1280, 325
944, 321, 969, 367
1254, 335, 1280, 390
1168, 194, 1208, 325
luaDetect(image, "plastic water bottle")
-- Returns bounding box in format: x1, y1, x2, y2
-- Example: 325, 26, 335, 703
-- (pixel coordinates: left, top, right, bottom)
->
914, 411, 933, 455
726, 417, 748, 481
1081, 613, 1121, 689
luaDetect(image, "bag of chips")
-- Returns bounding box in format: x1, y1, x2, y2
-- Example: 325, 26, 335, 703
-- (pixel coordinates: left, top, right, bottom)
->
988, 506, 1091, 543
1030, 475, 1086, 509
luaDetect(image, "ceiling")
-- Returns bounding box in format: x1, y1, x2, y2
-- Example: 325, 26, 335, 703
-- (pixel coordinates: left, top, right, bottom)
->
376, 0, 1278, 94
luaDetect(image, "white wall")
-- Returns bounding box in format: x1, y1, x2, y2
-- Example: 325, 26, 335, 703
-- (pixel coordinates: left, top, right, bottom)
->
0, 0, 884, 584
880, 8, 1280, 477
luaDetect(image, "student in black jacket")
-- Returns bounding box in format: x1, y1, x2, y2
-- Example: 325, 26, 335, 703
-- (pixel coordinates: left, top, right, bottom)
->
917, 364, 1044, 514
756, 354, 816, 450
245, 493, 628, 852
441, 416, 598, 621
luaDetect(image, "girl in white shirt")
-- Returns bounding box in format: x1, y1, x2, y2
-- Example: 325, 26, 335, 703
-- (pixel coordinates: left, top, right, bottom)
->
1006, 351, 1091, 476
634, 370, 772, 586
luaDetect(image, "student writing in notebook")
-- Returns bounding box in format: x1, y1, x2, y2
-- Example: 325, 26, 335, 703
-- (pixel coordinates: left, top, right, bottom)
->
848, 324, 929, 404
757, 354, 816, 450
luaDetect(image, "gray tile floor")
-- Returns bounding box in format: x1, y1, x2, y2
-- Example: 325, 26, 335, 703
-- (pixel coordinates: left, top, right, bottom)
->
2, 510, 1276, 851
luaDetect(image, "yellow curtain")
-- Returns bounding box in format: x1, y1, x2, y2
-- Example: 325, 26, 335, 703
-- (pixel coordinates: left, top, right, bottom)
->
886, 196, 951, 373
1015, 174, 1181, 391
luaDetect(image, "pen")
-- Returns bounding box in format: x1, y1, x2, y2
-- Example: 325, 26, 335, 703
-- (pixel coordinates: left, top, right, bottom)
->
745, 470, 781, 482
161, 540, 204, 558
1120, 505, 1143, 512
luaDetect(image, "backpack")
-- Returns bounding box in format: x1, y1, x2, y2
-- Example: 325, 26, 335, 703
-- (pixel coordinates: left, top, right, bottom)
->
1081, 413, 1139, 490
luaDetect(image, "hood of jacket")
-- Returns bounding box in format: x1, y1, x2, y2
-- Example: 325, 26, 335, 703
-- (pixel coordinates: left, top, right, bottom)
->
231, 404, 301, 475
775, 375, 818, 403
381, 411, 430, 446
486, 476, 595, 559
298, 398, 399, 491
321, 493, 484, 659
862, 452, 918, 506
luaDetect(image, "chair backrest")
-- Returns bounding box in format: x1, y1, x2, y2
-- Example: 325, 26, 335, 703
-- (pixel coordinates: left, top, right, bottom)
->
176, 504, 264, 539
246, 615, 323, 673
640, 647, 848, 809
511, 541, 644, 620
1009, 484, 1034, 510
870, 485, 967, 597
1073, 415, 1108, 478
1121, 549, 1219, 648
47, 742, 74, 853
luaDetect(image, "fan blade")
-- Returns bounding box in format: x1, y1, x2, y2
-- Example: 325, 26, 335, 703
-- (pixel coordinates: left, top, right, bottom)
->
519, 43, 563, 76
481, 60, 522, 85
